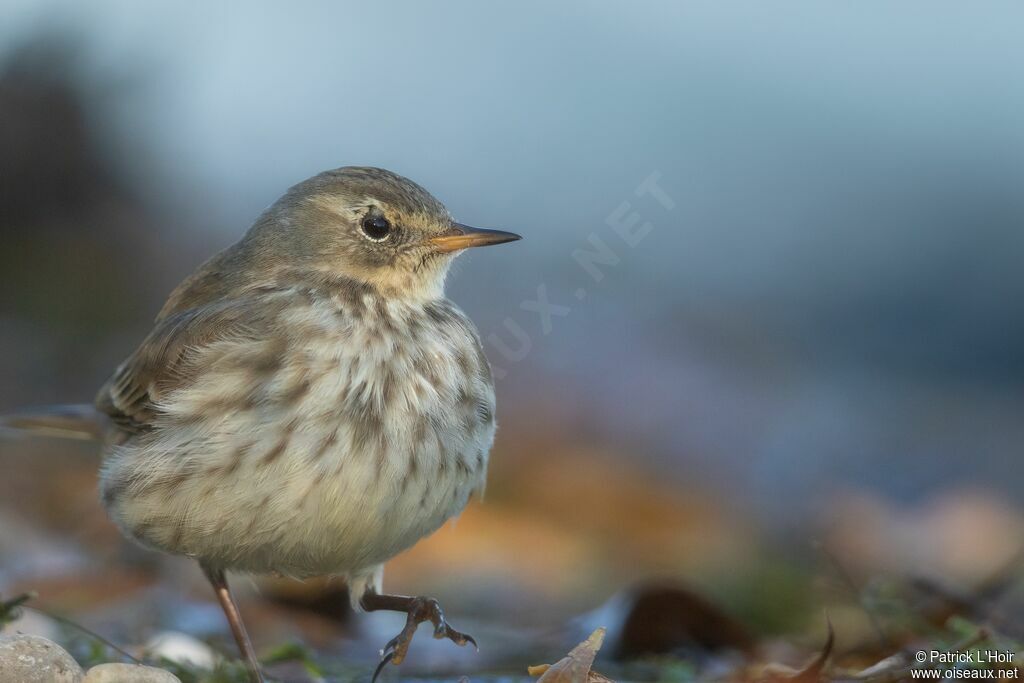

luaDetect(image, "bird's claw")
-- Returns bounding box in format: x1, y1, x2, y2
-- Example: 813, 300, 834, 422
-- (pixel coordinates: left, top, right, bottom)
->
380, 634, 402, 658
370, 650, 395, 683
369, 596, 477, 681
434, 622, 477, 650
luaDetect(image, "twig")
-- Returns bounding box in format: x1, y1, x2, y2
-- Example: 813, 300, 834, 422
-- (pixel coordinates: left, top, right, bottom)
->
0, 592, 36, 624
23, 604, 142, 665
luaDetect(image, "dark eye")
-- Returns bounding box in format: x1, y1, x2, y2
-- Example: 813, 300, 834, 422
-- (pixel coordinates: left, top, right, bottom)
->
361, 215, 392, 241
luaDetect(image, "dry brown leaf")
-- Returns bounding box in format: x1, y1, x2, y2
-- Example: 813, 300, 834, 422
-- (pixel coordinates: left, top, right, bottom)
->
788, 620, 835, 683
751, 619, 834, 683
614, 581, 754, 658
529, 628, 613, 683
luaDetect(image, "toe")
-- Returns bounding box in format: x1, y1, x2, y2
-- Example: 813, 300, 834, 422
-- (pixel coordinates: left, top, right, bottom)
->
381, 634, 402, 656
370, 651, 396, 683
437, 623, 477, 649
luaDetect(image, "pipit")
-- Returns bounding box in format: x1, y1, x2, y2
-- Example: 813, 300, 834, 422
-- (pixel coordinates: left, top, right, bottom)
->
7, 167, 520, 682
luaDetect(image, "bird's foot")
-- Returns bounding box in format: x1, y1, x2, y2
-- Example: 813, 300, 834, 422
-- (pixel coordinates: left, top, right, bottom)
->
368, 596, 476, 682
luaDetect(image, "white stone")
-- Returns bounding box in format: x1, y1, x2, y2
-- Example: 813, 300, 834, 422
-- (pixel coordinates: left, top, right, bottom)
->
83, 663, 181, 682
0, 633, 84, 682
144, 631, 216, 670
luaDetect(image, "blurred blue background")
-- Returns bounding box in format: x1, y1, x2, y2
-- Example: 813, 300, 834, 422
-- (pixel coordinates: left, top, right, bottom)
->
2, 0, 1024, 661
5, 0, 1023, 502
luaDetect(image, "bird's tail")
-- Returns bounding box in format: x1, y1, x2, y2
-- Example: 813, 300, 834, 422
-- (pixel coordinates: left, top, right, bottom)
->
0, 404, 106, 441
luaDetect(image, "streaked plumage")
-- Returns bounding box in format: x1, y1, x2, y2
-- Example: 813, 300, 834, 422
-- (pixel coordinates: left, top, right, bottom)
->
99, 281, 494, 583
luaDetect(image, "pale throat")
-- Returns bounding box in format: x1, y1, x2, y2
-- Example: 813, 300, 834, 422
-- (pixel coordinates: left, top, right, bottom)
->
359, 260, 453, 304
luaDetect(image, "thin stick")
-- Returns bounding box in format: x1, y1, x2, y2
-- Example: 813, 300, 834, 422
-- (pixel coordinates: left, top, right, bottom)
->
24, 604, 142, 664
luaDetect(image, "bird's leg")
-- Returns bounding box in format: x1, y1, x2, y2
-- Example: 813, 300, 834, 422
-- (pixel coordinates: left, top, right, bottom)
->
360, 591, 477, 681
200, 563, 265, 683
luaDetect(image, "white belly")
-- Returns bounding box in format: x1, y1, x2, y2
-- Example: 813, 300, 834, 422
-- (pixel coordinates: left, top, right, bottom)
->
100, 295, 496, 578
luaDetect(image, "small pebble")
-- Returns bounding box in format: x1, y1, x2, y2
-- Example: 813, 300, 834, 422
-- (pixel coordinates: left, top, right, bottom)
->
84, 662, 182, 682
145, 630, 216, 669
0, 633, 84, 682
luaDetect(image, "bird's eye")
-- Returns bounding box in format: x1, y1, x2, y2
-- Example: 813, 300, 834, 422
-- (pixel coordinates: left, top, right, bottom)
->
361, 215, 392, 241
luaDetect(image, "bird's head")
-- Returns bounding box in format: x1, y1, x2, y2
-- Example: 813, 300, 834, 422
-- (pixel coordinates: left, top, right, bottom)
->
249, 167, 520, 301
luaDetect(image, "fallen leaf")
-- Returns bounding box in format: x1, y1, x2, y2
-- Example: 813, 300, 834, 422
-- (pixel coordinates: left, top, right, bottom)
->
787, 619, 834, 683
613, 581, 754, 658
751, 619, 834, 682
530, 628, 613, 683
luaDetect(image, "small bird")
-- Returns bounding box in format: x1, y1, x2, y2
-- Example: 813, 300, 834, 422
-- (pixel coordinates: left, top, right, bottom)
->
6, 167, 520, 682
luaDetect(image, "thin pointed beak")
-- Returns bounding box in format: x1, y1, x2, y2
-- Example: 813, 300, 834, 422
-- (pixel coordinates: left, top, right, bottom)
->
429, 223, 522, 253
